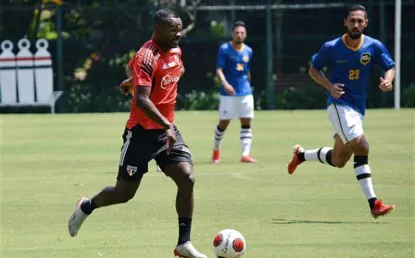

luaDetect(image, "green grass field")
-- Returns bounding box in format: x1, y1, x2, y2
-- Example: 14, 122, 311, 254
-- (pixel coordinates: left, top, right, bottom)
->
1, 109, 414, 258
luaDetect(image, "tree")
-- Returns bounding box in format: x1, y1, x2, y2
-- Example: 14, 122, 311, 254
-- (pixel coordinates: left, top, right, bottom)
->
149, 0, 201, 37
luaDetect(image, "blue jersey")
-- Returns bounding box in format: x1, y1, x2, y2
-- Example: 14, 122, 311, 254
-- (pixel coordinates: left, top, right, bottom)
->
216, 42, 253, 96
312, 34, 395, 115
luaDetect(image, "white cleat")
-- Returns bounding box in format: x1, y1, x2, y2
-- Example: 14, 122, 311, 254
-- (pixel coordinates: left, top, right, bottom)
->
68, 197, 89, 237
174, 241, 207, 258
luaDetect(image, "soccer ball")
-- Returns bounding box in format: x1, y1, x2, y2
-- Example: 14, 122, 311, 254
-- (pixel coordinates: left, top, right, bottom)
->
212, 229, 246, 258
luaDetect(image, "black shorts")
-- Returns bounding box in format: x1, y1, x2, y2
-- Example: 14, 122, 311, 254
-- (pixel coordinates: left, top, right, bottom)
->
117, 124, 192, 181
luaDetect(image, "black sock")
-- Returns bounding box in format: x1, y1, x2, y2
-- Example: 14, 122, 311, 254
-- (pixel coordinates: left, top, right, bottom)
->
325, 150, 335, 167
298, 152, 305, 161
368, 197, 377, 209
217, 125, 226, 132
80, 199, 97, 215
178, 217, 192, 245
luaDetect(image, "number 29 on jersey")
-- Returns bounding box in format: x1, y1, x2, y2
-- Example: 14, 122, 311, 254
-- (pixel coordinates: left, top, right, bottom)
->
348, 69, 360, 80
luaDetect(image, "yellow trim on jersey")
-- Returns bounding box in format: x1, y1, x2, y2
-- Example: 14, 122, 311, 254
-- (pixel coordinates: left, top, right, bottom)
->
230, 41, 245, 52
342, 34, 365, 52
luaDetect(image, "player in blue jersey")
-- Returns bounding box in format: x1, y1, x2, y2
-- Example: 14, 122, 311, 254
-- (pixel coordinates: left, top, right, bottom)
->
212, 21, 257, 164
287, 5, 395, 218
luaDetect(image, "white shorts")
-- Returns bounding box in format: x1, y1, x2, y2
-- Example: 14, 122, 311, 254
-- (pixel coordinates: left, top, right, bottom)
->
219, 95, 255, 120
327, 103, 364, 144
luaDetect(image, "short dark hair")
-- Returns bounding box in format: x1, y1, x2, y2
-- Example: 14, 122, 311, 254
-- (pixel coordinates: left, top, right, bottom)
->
347, 5, 367, 18
232, 21, 246, 31
153, 8, 179, 26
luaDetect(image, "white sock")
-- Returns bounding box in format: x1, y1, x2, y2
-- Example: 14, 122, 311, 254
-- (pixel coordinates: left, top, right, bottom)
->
354, 164, 376, 200
241, 127, 252, 157
304, 147, 332, 164
213, 126, 225, 151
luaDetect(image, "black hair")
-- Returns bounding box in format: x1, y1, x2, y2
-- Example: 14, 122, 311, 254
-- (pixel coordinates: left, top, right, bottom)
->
153, 8, 179, 26
232, 21, 246, 31
347, 5, 367, 18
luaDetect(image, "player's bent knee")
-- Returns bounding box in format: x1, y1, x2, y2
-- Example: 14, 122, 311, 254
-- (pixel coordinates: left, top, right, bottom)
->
350, 136, 370, 155
180, 166, 195, 189
165, 162, 195, 190
178, 164, 195, 191
114, 179, 140, 203
240, 118, 251, 126
218, 120, 230, 130
184, 172, 195, 190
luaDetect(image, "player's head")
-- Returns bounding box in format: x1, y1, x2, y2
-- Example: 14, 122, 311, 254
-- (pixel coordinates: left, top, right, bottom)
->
153, 8, 183, 49
232, 21, 247, 45
344, 5, 368, 39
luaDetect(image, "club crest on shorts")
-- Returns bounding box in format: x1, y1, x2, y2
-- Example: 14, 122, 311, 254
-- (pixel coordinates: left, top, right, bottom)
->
360, 52, 371, 65
126, 165, 137, 176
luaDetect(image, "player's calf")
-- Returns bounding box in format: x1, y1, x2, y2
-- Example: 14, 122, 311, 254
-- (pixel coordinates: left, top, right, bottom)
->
240, 124, 252, 157
80, 178, 141, 215
212, 124, 227, 163
164, 162, 196, 246
354, 155, 376, 205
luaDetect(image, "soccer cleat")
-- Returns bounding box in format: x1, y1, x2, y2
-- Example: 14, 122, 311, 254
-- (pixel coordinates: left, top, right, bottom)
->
287, 144, 305, 174
156, 165, 162, 172
212, 150, 220, 164
240, 155, 257, 163
68, 197, 89, 237
174, 241, 207, 258
371, 199, 396, 219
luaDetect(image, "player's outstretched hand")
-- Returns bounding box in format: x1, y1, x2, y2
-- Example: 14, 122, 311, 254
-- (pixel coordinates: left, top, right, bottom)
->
224, 83, 235, 95
164, 125, 177, 155
379, 77, 393, 92
119, 77, 133, 96
330, 83, 345, 99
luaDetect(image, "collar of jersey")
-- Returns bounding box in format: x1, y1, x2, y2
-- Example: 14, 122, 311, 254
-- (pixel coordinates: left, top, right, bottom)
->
150, 39, 177, 56
341, 34, 365, 52
229, 42, 245, 52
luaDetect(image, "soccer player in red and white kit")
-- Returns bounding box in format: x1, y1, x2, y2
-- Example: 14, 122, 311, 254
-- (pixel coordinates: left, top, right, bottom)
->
68, 8, 207, 258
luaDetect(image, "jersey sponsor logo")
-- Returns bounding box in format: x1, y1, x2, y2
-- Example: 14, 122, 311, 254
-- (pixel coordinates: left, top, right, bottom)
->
360, 52, 371, 65
161, 74, 180, 89
126, 165, 138, 176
